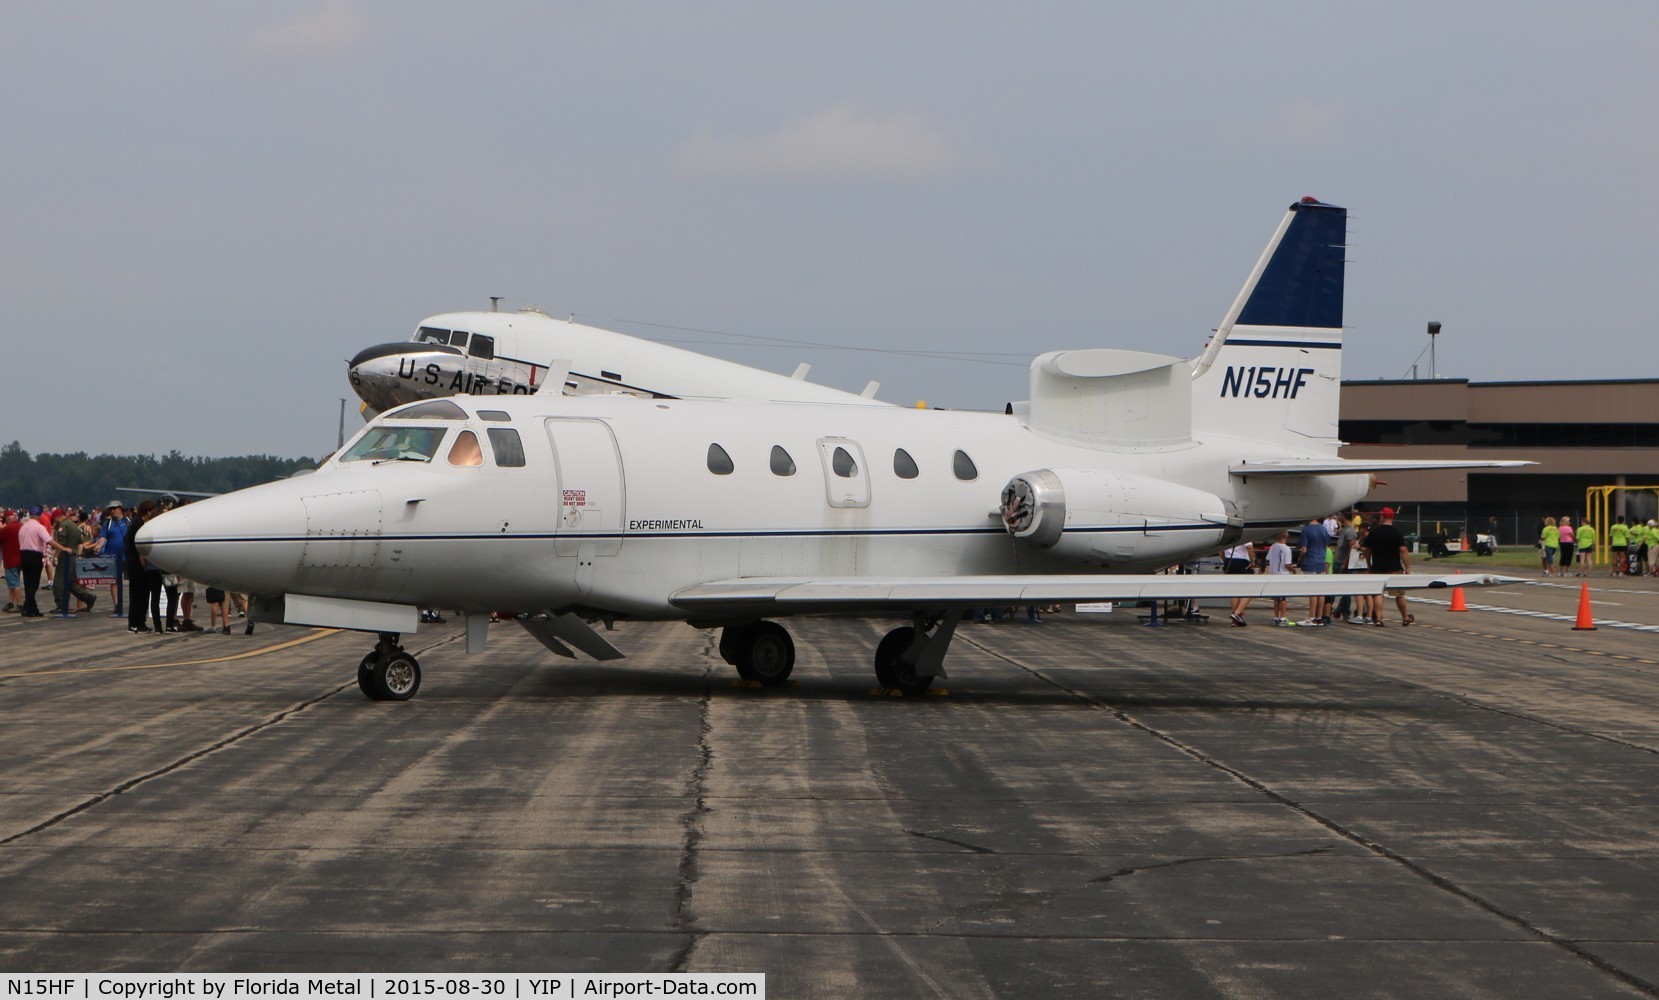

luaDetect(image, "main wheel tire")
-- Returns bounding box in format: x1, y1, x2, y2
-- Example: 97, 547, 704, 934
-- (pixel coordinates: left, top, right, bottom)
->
721, 624, 758, 678
357, 653, 381, 700
738, 621, 794, 686
372, 652, 422, 701
874, 626, 933, 696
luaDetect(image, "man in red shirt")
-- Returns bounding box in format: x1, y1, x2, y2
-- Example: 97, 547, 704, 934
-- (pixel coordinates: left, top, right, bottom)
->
1, 509, 23, 612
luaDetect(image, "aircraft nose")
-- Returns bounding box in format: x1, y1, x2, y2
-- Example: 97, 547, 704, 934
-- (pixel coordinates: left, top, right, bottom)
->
136, 507, 192, 575
136, 487, 306, 596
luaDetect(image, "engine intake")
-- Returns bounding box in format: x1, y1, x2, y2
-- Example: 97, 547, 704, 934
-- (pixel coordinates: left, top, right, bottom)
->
1000, 467, 1241, 567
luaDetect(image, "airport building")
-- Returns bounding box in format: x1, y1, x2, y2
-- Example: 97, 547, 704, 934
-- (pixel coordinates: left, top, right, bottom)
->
1339, 378, 1659, 544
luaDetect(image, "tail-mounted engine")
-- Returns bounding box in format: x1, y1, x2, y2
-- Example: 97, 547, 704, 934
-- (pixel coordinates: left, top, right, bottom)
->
1000, 467, 1242, 567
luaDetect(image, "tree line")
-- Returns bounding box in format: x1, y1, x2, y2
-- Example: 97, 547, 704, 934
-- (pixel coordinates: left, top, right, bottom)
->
0, 441, 322, 510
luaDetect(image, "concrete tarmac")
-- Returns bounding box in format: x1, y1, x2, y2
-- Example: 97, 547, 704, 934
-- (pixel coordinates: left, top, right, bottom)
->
5, 575, 1659, 998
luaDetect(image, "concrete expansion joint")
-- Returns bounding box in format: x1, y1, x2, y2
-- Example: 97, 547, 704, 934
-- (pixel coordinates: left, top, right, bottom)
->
669, 653, 716, 973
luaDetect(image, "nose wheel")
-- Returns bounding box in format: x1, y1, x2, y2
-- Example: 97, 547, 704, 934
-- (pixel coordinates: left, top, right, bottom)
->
358, 633, 422, 701
719, 621, 795, 686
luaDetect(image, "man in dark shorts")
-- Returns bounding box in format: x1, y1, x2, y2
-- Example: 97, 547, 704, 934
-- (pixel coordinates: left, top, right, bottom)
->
1362, 506, 1413, 626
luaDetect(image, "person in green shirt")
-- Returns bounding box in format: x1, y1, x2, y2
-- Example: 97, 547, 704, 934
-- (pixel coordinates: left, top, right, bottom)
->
1576, 521, 1596, 576
1611, 516, 1629, 576
50, 515, 95, 617
1540, 517, 1559, 577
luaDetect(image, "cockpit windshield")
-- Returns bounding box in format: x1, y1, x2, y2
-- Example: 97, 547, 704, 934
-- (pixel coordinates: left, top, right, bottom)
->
415, 326, 452, 345
340, 426, 446, 464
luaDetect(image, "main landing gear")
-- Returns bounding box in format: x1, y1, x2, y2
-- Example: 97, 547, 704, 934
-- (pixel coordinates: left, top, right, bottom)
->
873, 612, 959, 697
719, 613, 958, 696
358, 632, 421, 701
719, 621, 795, 686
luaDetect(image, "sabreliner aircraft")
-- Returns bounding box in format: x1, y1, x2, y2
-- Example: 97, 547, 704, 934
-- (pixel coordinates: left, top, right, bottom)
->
347, 308, 887, 415
142, 198, 1530, 701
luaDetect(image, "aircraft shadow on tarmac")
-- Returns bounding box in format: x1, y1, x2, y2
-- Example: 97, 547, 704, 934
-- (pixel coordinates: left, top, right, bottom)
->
420, 659, 1425, 713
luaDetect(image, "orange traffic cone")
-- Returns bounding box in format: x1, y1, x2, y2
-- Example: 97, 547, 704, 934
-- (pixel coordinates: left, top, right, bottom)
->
1448, 571, 1468, 612
1572, 581, 1597, 631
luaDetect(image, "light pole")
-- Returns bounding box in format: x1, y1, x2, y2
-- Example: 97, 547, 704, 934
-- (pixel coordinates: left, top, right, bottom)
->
1427, 321, 1441, 380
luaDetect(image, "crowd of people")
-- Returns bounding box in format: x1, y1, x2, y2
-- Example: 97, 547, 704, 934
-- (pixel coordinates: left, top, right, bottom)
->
1539, 513, 1659, 578
1220, 505, 1414, 628
1, 498, 252, 635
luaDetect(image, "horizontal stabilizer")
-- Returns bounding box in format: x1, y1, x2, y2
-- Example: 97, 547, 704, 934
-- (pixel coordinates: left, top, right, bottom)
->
1229, 458, 1537, 477
672, 573, 1523, 616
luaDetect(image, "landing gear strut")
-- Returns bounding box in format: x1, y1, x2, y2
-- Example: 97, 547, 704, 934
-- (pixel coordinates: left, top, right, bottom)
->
873, 611, 958, 696
358, 632, 421, 701
719, 621, 795, 686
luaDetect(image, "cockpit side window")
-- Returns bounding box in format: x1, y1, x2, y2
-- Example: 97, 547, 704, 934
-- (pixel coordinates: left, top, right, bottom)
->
448, 430, 484, 467
386, 399, 467, 420
449, 330, 469, 348
340, 426, 444, 463
477, 410, 511, 422
488, 428, 525, 468
416, 327, 452, 345
469, 334, 495, 360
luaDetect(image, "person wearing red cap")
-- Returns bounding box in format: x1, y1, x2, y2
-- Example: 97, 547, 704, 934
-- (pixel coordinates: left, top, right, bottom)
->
1361, 507, 1413, 626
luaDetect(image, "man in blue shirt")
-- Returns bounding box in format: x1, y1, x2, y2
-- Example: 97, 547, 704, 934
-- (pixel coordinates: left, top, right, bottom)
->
95, 500, 129, 617
1297, 515, 1332, 625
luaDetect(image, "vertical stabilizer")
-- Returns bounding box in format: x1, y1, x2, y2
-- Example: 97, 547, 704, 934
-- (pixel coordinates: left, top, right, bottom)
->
1191, 198, 1346, 453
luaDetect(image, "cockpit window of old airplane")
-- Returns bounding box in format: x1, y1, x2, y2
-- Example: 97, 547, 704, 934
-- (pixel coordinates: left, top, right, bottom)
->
449, 330, 470, 348
468, 334, 495, 360
415, 327, 451, 345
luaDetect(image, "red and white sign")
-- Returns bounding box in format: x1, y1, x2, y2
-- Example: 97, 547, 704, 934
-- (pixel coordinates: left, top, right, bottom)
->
562, 489, 587, 507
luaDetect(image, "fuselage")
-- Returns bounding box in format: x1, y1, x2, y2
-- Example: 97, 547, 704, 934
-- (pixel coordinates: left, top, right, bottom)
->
347, 310, 886, 414
139, 393, 1369, 620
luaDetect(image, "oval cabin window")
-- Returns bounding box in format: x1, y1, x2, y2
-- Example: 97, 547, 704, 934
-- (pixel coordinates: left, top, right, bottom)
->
707, 443, 735, 475
952, 449, 978, 481
832, 446, 858, 478
893, 448, 919, 479
770, 445, 797, 476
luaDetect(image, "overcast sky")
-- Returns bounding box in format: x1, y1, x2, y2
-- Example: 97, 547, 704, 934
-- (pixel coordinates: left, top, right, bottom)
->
7, 2, 1657, 457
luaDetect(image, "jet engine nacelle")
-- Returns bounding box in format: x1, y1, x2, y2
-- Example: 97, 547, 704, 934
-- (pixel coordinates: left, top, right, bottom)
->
999, 467, 1243, 567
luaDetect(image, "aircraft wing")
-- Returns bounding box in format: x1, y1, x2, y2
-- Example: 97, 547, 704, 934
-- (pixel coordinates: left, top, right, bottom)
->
671, 572, 1523, 616
1229, 458, 1535, 476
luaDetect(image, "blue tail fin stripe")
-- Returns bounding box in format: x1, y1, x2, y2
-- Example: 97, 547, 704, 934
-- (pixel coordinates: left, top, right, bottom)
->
1234, 200, 1345, 329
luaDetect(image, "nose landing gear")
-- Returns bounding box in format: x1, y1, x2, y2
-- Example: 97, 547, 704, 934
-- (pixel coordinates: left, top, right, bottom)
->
358, 632, 422, 701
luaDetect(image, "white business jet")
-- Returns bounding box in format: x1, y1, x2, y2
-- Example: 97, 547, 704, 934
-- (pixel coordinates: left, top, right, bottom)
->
141, 198, 1529, 701
347, 307, 887, 414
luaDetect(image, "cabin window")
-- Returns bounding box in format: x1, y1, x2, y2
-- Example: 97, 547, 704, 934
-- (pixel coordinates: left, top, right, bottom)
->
770, 445, 797, 476
707, 443, 734, 475
340, 426, 444, 463
469, 334, 495, 360
416, 326, 451, 345
831, 446, 858, 478
449, 330, 469, 348
953, 449, 978, 481
385, 399, 467, 420
448, 430, 484, 467
477, 409, 511, 422
488, 428, 525, 467
893, 448, 919, 479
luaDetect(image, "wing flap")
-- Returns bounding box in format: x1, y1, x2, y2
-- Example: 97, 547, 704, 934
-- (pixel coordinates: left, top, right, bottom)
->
1230, 458, 1535, 476
672, 573, 1524, 614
